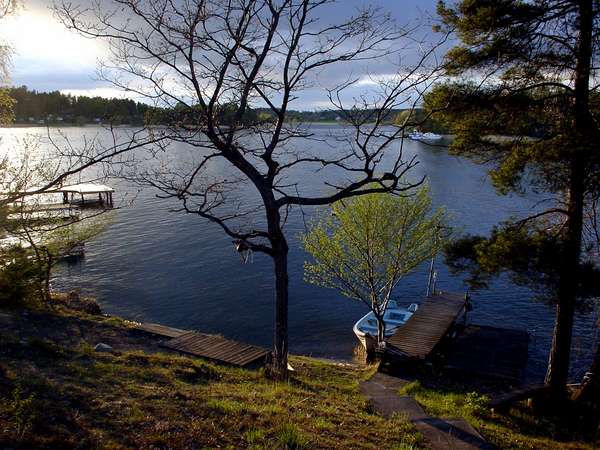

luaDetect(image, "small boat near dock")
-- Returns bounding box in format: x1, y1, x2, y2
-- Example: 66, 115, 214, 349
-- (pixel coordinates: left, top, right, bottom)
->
353, 300, 419, 352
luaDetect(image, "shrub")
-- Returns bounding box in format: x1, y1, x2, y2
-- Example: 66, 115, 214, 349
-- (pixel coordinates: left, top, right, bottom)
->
464, 391, 489, 416
0, 247, 43, 306
10, 385, 36, 439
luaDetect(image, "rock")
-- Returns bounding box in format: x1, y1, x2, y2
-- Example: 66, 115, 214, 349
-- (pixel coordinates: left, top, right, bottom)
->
65, 291, 102, 315
94, 343, 113, 353
78, 299, 102, 315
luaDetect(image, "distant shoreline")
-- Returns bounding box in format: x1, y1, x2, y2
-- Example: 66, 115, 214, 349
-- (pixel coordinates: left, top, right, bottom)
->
0, 123, 136, 128
2, 121, 415, 128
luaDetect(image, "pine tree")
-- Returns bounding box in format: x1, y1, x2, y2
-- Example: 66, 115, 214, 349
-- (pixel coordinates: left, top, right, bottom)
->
427, 0, 600, 397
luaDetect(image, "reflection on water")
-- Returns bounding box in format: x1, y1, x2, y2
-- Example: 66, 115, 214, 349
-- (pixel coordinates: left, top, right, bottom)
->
2, 125, 598, 381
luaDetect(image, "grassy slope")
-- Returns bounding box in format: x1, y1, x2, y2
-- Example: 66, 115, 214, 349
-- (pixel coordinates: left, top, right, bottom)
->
400, 380, 598, 450
1, 304, 597, 449
0, 306, 420, 449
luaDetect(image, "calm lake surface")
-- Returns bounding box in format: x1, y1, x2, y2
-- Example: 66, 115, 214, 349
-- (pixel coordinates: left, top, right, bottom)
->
4, 125, 598, 381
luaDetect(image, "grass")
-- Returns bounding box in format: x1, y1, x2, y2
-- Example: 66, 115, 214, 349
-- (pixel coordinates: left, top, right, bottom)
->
274, 422, 307, 449
400, 379, 599, 449
244, 427, 265, 445
0, 304, 423, 449
1, 302, 597, 449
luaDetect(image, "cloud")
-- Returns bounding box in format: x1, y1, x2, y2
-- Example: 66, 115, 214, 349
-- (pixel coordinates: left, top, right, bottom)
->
3, 4, 104, 89
5, 0, 441, 109
59, 87, 144, 100
354, 74, 404, 87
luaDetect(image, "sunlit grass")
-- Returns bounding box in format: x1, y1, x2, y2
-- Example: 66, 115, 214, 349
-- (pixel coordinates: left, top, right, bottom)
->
3, 303, 595, 449
0, 306, 422, 449
399, 379, 598, 450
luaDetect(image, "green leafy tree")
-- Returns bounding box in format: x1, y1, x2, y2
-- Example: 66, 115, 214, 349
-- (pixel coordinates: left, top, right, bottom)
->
302, 187, 446, 345
1, 136, 116, 305
427, 0, 600, 397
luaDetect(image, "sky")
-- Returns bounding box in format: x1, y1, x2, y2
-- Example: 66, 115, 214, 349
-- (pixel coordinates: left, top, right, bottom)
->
4, 0, 444, 109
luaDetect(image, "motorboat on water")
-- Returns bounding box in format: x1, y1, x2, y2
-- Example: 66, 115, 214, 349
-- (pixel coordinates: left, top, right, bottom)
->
408, 130, 443, 141
353, 300, 419, 351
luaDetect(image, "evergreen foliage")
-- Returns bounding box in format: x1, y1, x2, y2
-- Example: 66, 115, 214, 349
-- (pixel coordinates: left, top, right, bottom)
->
0, 246, 43, 306
7, 86, 151, 125
427, 0, 600, 395
4, 86, 414, 126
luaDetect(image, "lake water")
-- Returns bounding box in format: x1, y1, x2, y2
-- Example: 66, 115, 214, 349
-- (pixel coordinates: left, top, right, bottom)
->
3, 125, 598, 381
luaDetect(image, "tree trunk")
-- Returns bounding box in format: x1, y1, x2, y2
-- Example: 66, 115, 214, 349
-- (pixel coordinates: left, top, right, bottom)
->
573, 341, 600, 407
44, 251, 53, 304
545, 284, 578, 392
272, 247, 289, 379
545, 0, 593, 396
268, 208, 289, 380
545, 162, 583, 392
376, 316, 385, 346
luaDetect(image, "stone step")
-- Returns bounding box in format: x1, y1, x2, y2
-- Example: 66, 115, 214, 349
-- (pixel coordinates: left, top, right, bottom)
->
360, 372, 492, 450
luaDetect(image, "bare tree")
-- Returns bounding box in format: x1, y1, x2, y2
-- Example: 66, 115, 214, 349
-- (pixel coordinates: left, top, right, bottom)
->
0, 127, 170, 208
55, 0, 444, 378
0, 131, 144, 305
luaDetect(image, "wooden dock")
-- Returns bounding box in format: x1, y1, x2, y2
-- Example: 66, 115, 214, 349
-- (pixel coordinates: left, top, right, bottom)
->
162, 332, 270, 367
136, 322, 188, 339
57, 183, 115, 207
135, 322, 269, 368
386, 292, 466, 359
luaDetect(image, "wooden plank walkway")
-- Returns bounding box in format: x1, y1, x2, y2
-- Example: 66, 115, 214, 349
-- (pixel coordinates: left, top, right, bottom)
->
136, 322, 189, 339
161, 331, 270, 367
386, 292, 466, 359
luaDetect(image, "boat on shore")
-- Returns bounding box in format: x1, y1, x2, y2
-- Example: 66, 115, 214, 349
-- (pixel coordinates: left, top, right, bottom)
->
408, 131, 443, 141
353, 300, 418, 352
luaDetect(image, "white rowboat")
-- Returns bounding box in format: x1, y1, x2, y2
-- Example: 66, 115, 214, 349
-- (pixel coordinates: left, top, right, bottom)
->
408, 131, 443, 141
353, 300, 418, 352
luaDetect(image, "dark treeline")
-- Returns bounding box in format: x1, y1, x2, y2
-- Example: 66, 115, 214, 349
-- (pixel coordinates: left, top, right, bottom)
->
8, 86, 151, 125
7, 86, 436, 128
